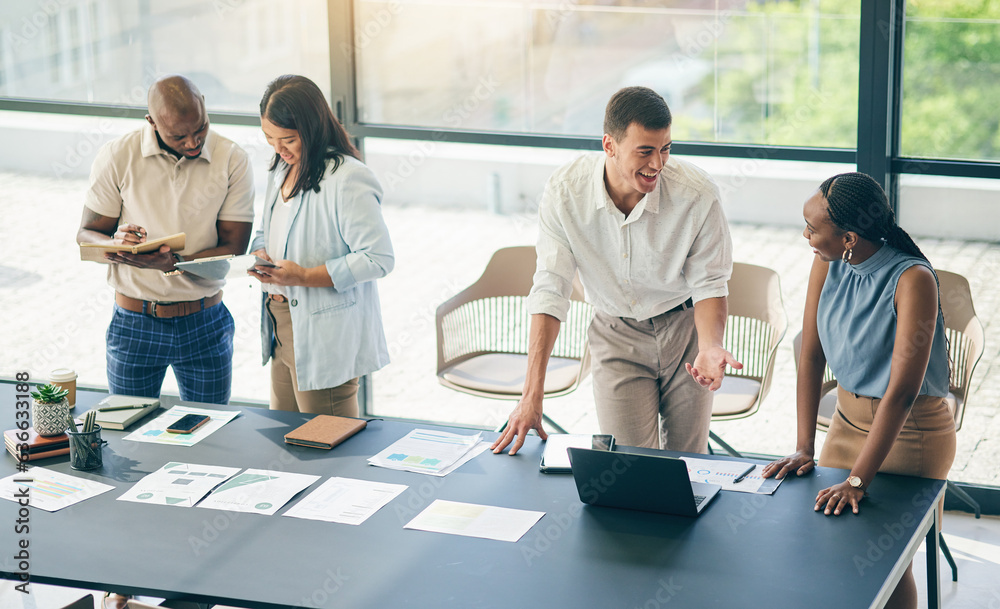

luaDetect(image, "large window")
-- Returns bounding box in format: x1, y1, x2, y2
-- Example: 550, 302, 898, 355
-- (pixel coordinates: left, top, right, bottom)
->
0, 0, 330, 112
355, 0, 860, 147
901, 2, 1000, 161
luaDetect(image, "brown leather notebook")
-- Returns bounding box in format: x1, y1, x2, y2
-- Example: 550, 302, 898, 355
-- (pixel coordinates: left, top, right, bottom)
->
284, 415, 367, 450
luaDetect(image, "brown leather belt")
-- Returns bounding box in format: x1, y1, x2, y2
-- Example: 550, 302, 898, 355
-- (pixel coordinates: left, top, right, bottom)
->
268, 293, 288, 303
116, 291, 223, 318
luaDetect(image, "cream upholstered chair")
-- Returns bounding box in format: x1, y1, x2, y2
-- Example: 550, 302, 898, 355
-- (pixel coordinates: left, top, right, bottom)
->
936, 270, 986, 432
435, 246, 593, 432
791, 330, 839, 431
709, 262, 788, 457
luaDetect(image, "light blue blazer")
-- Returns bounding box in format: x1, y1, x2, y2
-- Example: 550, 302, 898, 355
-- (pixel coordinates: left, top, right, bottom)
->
251, 155, 394, 391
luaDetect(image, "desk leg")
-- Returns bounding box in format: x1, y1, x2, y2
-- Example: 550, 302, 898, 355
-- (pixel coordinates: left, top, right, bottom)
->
925, 507, 941, 609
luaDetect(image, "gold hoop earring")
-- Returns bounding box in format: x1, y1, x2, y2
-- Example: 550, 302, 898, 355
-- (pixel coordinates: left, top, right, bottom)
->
842, 248, 853, 263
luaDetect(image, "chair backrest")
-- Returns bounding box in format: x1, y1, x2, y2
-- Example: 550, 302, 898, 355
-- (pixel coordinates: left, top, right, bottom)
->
936, 269, 986, 430
436, 246, 591, 376
722, 262, 788, 404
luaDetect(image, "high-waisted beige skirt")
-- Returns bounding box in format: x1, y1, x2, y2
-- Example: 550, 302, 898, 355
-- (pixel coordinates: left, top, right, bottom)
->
819, 386, 957, 480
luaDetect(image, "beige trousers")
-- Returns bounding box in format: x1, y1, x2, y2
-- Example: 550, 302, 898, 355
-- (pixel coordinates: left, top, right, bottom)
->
587, 307, 711, 453
266, 299, 360, 417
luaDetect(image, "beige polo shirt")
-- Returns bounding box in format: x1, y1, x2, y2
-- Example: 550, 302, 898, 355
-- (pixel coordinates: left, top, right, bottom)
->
85, 124, 255, 302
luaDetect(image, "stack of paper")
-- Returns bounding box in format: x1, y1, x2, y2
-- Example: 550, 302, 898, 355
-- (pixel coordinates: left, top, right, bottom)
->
368, 429, 490, 476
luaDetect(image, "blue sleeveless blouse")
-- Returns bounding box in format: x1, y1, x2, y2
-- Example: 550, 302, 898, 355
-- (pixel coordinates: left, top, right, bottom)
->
816, 244, 949, 399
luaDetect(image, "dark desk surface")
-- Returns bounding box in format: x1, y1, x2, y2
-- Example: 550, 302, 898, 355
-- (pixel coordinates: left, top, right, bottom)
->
0, 383, 942, 609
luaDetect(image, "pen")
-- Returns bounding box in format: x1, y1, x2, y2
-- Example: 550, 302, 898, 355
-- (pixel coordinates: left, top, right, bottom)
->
98, 403, 154, 412
733, 464, 756, 483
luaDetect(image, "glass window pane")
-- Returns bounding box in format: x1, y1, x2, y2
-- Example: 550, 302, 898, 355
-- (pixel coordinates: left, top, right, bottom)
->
902, 3, 1000, 161
0, 0, 330, 113
356, 0, 859, 147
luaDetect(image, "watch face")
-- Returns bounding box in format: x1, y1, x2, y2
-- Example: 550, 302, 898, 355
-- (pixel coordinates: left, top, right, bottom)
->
848, 476, 863, 488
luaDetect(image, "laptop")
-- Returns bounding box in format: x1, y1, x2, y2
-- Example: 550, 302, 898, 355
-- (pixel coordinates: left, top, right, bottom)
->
567, 447, 722, 517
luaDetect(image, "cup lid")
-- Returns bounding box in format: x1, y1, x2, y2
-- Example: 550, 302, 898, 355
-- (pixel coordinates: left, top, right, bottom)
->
50, 368, 78, 381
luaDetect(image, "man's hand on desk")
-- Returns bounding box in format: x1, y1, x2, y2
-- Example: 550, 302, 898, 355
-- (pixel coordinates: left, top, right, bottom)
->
491, 396, 547, 456
761, 450, 816, 480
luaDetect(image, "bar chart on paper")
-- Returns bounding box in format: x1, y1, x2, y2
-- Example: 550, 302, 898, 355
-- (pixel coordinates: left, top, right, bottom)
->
0, 466, 114, 511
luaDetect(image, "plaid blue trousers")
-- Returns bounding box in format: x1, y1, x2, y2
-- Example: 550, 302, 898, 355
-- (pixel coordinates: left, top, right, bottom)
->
106, 302, 235, 404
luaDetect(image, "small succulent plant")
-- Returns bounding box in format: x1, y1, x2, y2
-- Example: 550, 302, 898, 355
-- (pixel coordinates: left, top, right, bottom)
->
31, 383, 70, 404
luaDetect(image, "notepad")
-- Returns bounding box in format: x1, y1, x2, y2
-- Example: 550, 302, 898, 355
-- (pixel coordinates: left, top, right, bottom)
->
93, 395, 160, 431
284, 415, 367, 450
79, 232, 186, 262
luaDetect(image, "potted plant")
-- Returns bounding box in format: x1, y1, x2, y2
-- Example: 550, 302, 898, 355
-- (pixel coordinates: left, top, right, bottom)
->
31, 383, 71, 437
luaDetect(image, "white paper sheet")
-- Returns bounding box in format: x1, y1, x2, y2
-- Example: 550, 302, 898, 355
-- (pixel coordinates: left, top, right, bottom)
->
197, 469, 320, 515
117, 462, 240, 507
368, 429, 489, 476
123, 405, 240, 447
284, 477, 407, 525
0, 466, 114, 512
680, 457, 782, 494
404, 499, 545, 543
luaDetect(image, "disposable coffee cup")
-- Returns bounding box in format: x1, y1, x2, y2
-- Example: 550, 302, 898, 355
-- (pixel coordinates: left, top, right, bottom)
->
50, 368, 77, 409
67, 425, 106, 470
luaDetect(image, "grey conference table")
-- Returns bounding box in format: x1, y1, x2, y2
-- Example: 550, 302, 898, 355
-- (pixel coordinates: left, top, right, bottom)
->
0, 383, 944, 609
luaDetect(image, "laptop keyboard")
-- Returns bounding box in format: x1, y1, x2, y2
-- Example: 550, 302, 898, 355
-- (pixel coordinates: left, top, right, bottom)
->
693, 495, 707, 506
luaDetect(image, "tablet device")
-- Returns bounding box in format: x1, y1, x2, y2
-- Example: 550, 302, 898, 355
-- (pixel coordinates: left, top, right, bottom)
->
540, 434, 614, 473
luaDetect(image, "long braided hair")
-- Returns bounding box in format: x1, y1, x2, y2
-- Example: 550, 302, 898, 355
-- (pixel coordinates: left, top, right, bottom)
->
819, 172, 928, 263
819, 171, 952, 383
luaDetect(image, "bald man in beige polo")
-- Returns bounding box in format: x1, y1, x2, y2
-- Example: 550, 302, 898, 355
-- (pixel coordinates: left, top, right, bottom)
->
77, 75, 255, 407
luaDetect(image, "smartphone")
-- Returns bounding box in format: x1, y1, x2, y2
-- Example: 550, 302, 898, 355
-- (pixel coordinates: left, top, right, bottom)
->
166, 414, 210, 434
591, 434, 615, 452
254, 256, 278, 268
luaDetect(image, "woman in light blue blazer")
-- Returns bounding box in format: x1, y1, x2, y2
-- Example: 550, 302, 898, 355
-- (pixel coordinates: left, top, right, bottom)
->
249, 75, 393, 416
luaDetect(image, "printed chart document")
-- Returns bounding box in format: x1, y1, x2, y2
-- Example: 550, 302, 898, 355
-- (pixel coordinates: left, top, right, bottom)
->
368, 429, 490, 476
0, 466, 114, 512
124, 405, 240, 447
117, 462, 240, 507
680, 457, 782, 494
404, 499, 545, 543
284, 477, 408, 525
197, 469, 320, 516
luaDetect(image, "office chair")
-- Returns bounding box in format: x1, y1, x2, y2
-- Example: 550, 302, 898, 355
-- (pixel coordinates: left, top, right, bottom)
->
435, 246, 593, 432
709, 262, 788, 457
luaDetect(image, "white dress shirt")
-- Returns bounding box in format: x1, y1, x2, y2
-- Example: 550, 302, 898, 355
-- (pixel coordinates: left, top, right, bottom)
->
526, 152, 732, 322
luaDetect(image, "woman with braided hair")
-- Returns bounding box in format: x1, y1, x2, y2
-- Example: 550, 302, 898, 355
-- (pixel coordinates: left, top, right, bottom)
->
762, 172, 955, 609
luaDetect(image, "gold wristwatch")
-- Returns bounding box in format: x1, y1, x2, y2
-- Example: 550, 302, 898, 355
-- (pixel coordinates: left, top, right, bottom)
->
847, 475, 865, 490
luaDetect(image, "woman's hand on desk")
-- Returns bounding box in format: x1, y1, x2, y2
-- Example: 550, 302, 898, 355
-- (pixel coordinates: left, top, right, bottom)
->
815, 480, 865, 516
761, 450, 815, 480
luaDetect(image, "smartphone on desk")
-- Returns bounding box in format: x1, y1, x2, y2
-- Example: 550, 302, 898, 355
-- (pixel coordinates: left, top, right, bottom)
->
166, 414, 210, 434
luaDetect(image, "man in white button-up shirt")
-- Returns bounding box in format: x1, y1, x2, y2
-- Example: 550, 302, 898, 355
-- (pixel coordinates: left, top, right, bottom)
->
492, 86, 740, 456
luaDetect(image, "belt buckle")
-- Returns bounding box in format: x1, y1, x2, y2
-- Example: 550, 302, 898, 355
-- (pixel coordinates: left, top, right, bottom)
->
148, 301, 159, 317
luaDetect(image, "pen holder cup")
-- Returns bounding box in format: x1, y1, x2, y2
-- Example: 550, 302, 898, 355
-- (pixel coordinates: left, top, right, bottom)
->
67, 425, 108, 470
